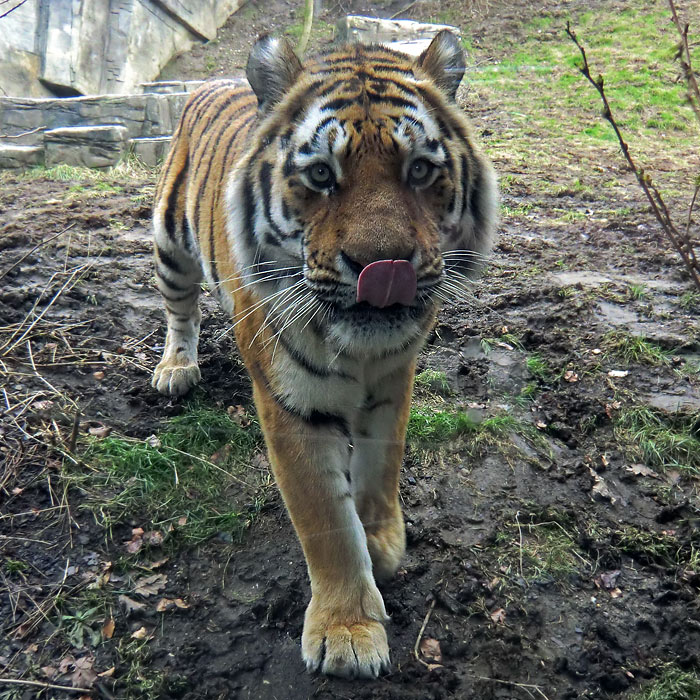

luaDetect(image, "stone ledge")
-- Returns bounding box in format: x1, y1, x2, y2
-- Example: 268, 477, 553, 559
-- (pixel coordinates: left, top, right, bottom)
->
129, 136, 173, 167
44, 125, 129, 169
0, 144, 44, 169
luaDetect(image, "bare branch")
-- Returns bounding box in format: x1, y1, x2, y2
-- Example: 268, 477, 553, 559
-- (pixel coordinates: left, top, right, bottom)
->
0, 0, 29, 19
565, 22, 700, 291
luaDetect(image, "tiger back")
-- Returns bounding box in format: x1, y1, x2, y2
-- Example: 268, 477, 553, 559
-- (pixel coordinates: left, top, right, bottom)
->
151, 31, 497, 679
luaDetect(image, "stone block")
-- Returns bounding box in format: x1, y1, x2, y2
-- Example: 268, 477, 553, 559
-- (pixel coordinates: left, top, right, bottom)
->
141, 80, 205, 94
129, 136, 172, 167
0, 145, 44, 170
44, 125, 129, 169
336, 16, 462, 57
0, 92, 191, 145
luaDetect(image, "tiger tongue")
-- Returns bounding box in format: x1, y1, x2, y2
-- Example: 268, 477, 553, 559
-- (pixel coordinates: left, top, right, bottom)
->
356, 260, 417, 308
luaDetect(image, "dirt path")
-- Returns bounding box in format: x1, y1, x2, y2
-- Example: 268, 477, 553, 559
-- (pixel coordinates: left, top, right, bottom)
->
1, 1, 699, 699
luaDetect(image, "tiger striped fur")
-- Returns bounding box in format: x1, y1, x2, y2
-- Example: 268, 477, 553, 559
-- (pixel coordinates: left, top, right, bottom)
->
152, 31, 497, 678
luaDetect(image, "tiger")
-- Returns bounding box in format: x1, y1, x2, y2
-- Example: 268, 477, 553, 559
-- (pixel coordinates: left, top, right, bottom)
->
150, 30, 497, 678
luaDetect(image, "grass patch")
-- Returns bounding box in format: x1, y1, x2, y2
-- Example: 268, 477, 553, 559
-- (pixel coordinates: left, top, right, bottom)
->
614, 406, 700, 474
414, 369, 451, 395
494, 518, 588, 585
407, 408, 552, 462
407, 407, 476, 444
679, 291, 700, 310
630, 666, 700, 700
603, 330, 671, 366
71, 405, 266, 543
526, 353, 551, 381
1, 157, 156, 185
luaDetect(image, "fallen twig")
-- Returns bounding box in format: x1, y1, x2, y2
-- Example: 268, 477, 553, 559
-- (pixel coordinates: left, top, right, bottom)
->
413, 597, 437, 668
0, 677, 92, 694
0, 224, 75, 282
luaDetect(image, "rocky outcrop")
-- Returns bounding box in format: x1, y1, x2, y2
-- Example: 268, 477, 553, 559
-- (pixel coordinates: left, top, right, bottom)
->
336, 16, 462, 56
0, 80, 237, 169
0, 0, 245, 98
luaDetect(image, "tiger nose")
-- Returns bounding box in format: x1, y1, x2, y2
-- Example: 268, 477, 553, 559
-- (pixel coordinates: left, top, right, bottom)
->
340, 249, 414, 277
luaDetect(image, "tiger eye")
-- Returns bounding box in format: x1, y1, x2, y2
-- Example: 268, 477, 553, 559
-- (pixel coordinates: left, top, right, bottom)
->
408, 159, 434, 187
308, 163, 333, 187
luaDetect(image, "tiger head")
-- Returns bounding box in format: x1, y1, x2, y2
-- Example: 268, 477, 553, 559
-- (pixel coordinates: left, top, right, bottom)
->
226, 31, 498, 356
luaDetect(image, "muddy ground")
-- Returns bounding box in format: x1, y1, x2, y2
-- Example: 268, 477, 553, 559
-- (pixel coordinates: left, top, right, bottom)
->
1, 1, 699, 699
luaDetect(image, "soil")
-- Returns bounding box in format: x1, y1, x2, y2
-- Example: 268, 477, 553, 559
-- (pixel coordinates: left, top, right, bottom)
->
1, 1, 699, 699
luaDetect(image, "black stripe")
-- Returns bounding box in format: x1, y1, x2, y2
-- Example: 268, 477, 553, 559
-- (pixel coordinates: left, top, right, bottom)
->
162, 289, 196, 303
259, 161, 288, 239
322, 97, 355, 111
283, 150, 295, 177
460, 154, 470, 216
374, 65, 415, 77
156, 245, 183, 275
158, 272, 188, 292
242, 171, 258, 248
367, 93, 417, 111
183, 217, 193, 252
469, 161, 485, 228
364, 398, 392, 412
164, 154, 188, 240
272, 326, 355, 380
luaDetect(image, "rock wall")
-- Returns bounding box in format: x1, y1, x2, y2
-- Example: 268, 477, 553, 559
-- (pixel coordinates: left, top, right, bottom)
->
0, 0, 245, 98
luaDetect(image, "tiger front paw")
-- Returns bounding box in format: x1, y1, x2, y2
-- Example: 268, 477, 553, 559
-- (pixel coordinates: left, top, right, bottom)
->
301, 594, 390, 678
151, 361, 201, 396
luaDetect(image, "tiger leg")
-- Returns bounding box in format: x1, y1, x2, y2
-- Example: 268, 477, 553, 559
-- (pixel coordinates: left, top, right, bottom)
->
253, 381, 390, 678
151, 211, 203, 396
351, 362, 414, 581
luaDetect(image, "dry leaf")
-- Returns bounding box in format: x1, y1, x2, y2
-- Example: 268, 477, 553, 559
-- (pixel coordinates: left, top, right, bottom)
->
426, 663, 444, 671
133, 573, 167, 597
102, 618, 115, 640
610, 587, 623, 598
156, 597, 190, 613
563, 370, 579, 383
131, 626, 152, 640
41, 666, 57, 679
608, 369, 629, 378
625, 464, 659, 479
419, 637, 442, 663
71, 656, 97, 687
88, 424, 112, 438
589, 467, 616, 504
147, 557, 169, 570
93, 371, 105, 380
177, 516, 188, 527
11, 487, 23, 495
146, 434, 161, 448
591, 348, 602, 355
119, 594, 146, 614
490, 608, 507, 624
98, 667, 115, 678
144, 530, 164, 547
595, 570, 621, 590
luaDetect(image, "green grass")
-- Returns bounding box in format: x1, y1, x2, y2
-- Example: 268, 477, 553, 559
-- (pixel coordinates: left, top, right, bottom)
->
468, 3, 695, 167
603, 330, 671, 366
414, 369, 451, 394
614, 406, 700, 474
628, 283, 649, 300
526, 353, 551, 381
407, 407, 476, 444
71, 405, 265, 543
407, 407, 552, 462
679, 291, 700, 310
630, 667, 700, 700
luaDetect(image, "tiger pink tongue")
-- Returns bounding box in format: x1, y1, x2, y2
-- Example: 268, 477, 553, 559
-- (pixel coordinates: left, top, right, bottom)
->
356, 259, 417, 308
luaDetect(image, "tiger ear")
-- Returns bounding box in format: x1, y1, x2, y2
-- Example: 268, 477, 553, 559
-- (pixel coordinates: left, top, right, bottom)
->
415, 30, 466, 100
246, 35, 303, 112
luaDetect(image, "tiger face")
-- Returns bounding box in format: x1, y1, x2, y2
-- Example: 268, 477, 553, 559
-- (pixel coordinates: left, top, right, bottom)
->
227, 32, 497, 356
